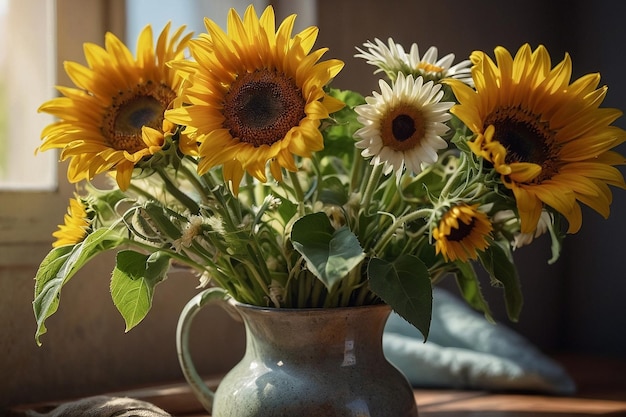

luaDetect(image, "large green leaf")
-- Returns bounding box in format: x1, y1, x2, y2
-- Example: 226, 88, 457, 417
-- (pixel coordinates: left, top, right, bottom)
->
478, 241, 523, 321
33, 228, 125, 345
111, 250, 171, 332
453, 261, 494, 323
368, 255, 432, 340
291, 212, 365, 291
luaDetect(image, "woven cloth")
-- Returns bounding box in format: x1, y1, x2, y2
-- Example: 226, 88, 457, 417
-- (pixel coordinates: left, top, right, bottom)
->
25, 395, 171, 417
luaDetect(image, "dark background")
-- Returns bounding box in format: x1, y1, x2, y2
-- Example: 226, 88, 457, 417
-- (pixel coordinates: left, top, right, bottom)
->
305, 0, 626, 358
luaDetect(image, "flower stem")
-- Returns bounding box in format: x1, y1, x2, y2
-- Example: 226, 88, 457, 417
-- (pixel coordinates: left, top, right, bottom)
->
373, 208, 433, 254
440, 153, 467, 197
156, 167, 200, 214
361, 163, 384, 215
350, 147, 365, 192
129, 239, 208, 272
288, 170, 306, 215
178, 160, 209, 204
126, 183, 154, 201
241, 259, 270, 304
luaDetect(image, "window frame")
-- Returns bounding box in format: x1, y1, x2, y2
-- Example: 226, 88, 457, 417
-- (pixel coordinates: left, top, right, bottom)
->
0, 0, 313, 266
0, 0, 126, 266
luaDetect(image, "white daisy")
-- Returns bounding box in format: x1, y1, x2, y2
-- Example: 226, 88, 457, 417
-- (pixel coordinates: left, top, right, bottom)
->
355, 38, 411, 79
355, 38, 473, 86
493, 209, 554, 248
407, 44, 473, 86
512, 211, 554, 249
354, 73, 454, 178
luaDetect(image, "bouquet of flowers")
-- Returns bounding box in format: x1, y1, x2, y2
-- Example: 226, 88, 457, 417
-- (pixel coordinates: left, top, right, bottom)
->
33, 4, 625, 346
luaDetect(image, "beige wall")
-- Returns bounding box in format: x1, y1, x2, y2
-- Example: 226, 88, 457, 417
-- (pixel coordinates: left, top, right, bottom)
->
0, 0, 245, 410
1, 253, 245, 408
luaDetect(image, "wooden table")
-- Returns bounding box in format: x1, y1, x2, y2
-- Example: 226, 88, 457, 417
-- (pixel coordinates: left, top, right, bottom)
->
8, 354, 626, 416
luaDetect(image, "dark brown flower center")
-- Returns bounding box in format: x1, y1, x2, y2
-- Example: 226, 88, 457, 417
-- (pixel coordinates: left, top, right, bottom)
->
381, 105, 426, 151
485, 106, 558, 182
392, 114, 417, 141
102, 81, 176, 153
447, 218, 475, 242
222, 69, 306, 147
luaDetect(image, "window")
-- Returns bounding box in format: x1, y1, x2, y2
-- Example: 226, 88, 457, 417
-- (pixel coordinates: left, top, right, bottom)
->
0, 0, 312, 265
0, 0, 125, 266
0, 0, 56, 190
126, 0, 313, 50
126, 0, 270, 46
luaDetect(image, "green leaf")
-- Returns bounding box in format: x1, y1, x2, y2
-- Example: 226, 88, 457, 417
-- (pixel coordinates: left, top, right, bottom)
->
318, 176, 349, 206
478, 241, 523, 321
110, 250, 171, 332
266, 195, 298, 226
34, 245, 74, 299
33, 228, 125, 345
291, 212, 365, 291
145, 251, 173, 282
85, 185, 128, 221
254, 193, 297, 232
368, 255, 432, 340
321, 88, 365, 160
453, 261, 494, 323
142, 201, 183, 240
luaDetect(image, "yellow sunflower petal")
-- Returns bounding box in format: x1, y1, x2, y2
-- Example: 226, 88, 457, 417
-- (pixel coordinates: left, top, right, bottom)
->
323, 95, 347, 114
223, 160, 245, 195
114, 161, 135, 190
506, 162, 542, 183
52, 197, 91, 248
294, 26, 319, 56
574, 180, 612, 218
142, 126, 165, 148
510, 186, 544, 234
433, 203, 492, 262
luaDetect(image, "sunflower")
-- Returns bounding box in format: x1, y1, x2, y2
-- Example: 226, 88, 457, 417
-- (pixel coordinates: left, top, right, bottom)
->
354, 72, 453, 178
445, 44, 626, 234
432, 203, 493, 262
355, 38, 473, 86
38, 23, 192, 191
164, 5, 345, 194
52, 197, 91, 248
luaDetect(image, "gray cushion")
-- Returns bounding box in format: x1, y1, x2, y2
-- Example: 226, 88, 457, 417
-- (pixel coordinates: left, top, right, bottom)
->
384, 288, 576, 394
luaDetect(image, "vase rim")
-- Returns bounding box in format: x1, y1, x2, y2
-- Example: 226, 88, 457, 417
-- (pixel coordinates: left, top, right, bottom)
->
227, 298, 390, 314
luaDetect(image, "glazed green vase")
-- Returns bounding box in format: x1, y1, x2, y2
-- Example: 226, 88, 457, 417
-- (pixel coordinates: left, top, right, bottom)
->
176, 288, 418, 416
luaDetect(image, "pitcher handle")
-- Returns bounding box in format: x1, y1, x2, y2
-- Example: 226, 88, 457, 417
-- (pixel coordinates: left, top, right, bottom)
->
176, 287, 231, 413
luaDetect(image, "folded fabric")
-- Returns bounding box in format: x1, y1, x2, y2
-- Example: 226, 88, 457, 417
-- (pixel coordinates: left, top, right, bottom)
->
25, 396, 171, 417
383, 288, 576, 395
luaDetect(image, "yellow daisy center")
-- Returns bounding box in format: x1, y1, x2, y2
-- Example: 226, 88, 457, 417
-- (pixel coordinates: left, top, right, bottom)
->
417, 62, 444, 73
222, 69, 306, 148
102, 81, 176, 153
485, 106, 558, 182
381, 105, 426, 151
